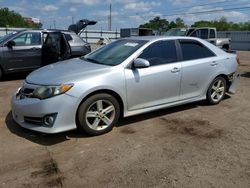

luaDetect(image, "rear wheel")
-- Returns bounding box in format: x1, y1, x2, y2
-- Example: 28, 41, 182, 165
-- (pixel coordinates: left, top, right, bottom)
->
207, 77, 226, 105
0, 67, 3, 80
77, 93, 120, 135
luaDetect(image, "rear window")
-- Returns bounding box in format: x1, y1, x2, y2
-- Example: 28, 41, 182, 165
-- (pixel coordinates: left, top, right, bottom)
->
65, 34, 73, 41
180, 40, 215, 61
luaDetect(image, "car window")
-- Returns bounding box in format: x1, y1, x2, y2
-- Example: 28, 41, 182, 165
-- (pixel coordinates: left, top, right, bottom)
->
209, 29, 215, 38
65, 34, 73, 41
190, 29, 208, 39
71, 34, 86, 43
83, 39, 147, 66
180, 40, 215, 61
138, 40, 177, 66
13, 32, 41, 46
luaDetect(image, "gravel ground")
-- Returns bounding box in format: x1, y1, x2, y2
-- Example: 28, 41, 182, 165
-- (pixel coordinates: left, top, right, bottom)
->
0, 51, 250, 188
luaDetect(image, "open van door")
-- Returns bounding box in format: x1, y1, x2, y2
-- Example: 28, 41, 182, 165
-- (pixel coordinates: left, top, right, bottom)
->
42, 32, 71, 65
68, 19, 97, 35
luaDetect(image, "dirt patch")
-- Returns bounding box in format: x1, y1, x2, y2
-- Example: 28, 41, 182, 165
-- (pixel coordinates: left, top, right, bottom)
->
120, 127, 136, 134
160, 118, 223, 139
31, 158, 64, 187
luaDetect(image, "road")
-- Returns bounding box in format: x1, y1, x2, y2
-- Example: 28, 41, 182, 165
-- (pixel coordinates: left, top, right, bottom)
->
0, 51, 250, 187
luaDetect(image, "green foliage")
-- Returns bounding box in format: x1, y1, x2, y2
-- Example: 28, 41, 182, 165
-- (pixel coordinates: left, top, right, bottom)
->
139, 16, 185, 31
192, 17, 250, 31
0, 8, 42, 28
140, 16, 250, 31
139, 16, 169, 32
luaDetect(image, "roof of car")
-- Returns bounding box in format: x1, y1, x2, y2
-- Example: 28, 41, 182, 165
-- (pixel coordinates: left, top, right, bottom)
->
126, 35, 202, 41
19, 29, 75, 34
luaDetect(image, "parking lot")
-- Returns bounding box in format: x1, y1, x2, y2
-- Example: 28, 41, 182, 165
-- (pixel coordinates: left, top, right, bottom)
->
0, 51, 250, 187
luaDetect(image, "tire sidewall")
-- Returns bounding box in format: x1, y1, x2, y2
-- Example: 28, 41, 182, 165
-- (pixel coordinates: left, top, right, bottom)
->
77, 93, 120, 135
207, 77, 226, 105
0, 67, 3, 80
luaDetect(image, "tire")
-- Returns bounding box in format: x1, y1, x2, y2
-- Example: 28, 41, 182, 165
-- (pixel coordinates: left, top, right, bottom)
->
0, 67, 3, 80
222, 44, 229, 51
77, 93, 120, 136
206, 77, 227, 105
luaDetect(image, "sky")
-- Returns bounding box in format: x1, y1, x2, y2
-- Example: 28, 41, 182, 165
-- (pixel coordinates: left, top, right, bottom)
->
1, 0, 250, 30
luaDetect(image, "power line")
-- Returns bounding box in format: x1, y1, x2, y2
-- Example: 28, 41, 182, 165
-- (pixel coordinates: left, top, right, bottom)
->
162, 6, 250, 17
148, 0, 237, 14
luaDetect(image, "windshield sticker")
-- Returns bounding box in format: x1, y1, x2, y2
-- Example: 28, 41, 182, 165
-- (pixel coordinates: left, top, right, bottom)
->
124, 42, 139, 47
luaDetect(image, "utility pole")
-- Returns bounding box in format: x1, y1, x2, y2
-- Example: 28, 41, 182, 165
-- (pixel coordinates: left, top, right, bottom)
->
53, 20, 56, 29
72, 16, 74, 24
108, 3, 112, 31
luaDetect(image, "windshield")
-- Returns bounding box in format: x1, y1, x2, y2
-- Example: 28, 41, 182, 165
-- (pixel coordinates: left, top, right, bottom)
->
0, 32, 18, 43
82, 39, 147, 66
165, 28, 187, 36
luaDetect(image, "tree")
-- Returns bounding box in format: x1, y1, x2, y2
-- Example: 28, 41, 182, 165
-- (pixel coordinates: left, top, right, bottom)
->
175, 17, 185, 27
139, 16, 169, 32
0, 8, 42, 28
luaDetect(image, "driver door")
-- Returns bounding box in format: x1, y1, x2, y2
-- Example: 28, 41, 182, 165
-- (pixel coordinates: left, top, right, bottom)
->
2, 31, 42, 72
124, 40, 181, 111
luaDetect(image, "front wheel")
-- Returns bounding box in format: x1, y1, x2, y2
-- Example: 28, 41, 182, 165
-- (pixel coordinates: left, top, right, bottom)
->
77, 93, 120, 136
0, 68, 3, 80
206, 77, 226, 105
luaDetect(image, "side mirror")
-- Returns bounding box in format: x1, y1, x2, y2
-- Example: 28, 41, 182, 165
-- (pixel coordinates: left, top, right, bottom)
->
6, 40, 16, 48
133, 58, 150, 68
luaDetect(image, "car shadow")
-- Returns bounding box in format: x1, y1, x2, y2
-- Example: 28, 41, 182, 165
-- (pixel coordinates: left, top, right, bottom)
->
5, 96, 231, 146
5, 112, 89, 146
1, 72, 33, 82
241, 72, 250, 78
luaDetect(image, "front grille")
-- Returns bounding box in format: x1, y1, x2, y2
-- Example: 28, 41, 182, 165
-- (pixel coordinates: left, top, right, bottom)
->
24, 116, 43, 125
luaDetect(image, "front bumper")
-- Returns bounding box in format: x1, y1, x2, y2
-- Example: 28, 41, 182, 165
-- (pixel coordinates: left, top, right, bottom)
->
11, 89, 79, 134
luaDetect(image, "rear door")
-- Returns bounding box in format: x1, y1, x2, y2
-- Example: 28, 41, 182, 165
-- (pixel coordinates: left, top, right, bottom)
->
42, 32, 71, 65
125, 40, 181, 110
2, 31, 42, 71
178, 39, 217, 100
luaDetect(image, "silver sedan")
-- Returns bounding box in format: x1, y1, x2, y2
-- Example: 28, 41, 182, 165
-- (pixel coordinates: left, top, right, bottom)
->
11, 36, 239, 135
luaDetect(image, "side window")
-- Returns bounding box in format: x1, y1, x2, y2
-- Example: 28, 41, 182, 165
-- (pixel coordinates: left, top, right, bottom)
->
138, 40, 177, 66
180, 40, 215, 61
209, 29, 215, 38
190, 29, 208, 39
13, 32, 41, 46
65, 34, 73, 41
200, 29, 208, 39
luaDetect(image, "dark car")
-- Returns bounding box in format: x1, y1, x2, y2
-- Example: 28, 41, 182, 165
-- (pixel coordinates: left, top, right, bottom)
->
0, 29, 91, 79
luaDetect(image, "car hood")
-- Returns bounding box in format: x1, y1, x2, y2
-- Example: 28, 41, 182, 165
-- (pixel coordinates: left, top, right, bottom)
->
26, 58, 111, 85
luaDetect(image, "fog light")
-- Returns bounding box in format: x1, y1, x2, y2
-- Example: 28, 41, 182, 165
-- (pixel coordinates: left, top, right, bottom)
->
43, 114, 57, 127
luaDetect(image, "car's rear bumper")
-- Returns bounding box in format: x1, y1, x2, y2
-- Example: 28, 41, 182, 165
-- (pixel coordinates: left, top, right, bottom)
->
228, 73, 240, 94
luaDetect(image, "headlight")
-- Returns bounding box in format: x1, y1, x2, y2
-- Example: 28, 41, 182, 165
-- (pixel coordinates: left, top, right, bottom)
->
33, 84, 73, 99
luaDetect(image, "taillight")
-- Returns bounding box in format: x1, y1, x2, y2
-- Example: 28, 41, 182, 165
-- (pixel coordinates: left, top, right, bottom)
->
84, 44, 91, 51
236, 55, 240, 65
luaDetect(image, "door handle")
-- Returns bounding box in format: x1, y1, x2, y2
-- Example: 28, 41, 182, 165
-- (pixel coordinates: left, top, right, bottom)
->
171, 67, 180, 73
211, 61, 218, 66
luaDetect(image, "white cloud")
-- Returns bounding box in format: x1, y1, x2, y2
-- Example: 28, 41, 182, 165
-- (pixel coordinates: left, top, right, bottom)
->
124, 1, 160, 11
61, 0, 101, 6
41, 5, 58, 12
69, 7, 77, 12
181, 6, 249, 25
171, 0, 194, 6
91, 10, 119, 17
